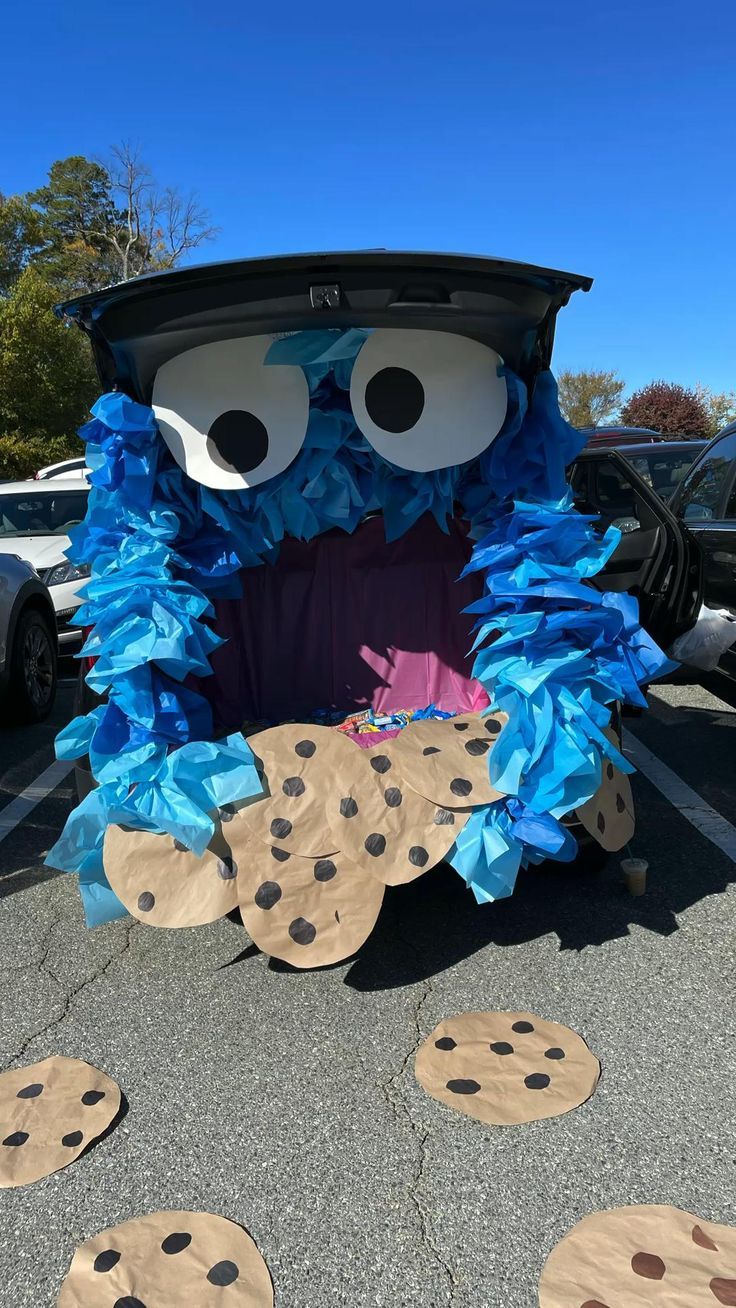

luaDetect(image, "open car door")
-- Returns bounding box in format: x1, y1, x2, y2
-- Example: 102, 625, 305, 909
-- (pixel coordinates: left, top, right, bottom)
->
569, 447, 702, 650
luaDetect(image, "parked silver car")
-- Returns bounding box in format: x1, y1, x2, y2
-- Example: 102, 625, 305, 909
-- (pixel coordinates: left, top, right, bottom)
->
0, 554, 58, 722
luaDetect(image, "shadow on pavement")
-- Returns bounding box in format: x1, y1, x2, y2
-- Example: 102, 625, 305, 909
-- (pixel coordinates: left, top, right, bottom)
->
344, 806, 736, 991
0, 795, 71, 896
78, 1090, 129, 1164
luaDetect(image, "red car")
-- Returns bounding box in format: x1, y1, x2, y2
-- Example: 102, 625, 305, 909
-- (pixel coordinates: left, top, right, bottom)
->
581, 426, 665, 447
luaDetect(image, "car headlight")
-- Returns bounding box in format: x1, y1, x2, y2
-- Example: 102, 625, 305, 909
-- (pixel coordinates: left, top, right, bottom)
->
43, 561, 91, 587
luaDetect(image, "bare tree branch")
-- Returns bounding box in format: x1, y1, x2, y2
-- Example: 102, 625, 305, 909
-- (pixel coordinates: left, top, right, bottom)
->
83, 142, 218, 281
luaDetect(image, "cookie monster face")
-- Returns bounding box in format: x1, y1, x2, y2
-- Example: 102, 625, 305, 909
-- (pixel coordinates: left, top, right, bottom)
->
48, 253, 670, 955
139, 321, 514, 733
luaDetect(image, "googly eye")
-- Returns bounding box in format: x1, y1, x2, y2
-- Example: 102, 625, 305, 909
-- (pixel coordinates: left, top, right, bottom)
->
350, 328, 508, 473
152, 335, 310, 490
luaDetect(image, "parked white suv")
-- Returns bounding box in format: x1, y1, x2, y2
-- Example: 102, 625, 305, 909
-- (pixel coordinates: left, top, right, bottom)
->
34, 456, 91, 480
0, 480, 90, 647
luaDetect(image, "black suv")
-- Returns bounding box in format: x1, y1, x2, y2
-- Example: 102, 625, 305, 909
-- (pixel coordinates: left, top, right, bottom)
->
571, 425, 736, 676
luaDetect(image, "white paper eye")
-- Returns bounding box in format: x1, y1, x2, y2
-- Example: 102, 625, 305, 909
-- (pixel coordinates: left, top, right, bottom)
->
152, 335, 310, 490
350, 329, 508, 473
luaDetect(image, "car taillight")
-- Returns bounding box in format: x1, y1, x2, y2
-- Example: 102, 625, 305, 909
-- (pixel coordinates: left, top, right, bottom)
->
81, 626, 96, 674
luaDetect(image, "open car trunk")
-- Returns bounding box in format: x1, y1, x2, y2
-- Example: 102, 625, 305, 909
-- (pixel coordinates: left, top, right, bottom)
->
57, 249, 681, 949
58, 250, 592, 396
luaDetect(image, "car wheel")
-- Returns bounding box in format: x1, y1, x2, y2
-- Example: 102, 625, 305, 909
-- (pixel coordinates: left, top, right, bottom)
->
8, 608, 58, 723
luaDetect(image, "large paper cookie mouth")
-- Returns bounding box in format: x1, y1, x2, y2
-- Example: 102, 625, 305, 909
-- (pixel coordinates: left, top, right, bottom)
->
100, 702, 630, 963
102, 711, 508, 964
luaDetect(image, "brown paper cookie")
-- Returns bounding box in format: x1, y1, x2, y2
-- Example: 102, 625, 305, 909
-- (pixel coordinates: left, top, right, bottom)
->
538, 1205, 736, 1307
103, 822, 238, 927
415, 1012, 600, 1126
233, 830, 385, 967
325, 740, 470, 885
388, 711, 507, 808
240, 724, 357, 856
58, 1209, 273, 1307
576, 730, 635, 852
1, 1056, 121, 1188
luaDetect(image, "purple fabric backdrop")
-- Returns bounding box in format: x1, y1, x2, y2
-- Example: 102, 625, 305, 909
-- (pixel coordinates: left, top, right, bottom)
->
192, 513, 487, 730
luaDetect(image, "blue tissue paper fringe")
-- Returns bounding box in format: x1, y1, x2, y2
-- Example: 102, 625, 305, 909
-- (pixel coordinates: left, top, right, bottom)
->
47, 334, 672, 923
45, 393, 264, 923
446, 371, 675, 903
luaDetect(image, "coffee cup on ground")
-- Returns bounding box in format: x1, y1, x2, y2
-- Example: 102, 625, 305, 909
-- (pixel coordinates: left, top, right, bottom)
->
621, 857, 648, 896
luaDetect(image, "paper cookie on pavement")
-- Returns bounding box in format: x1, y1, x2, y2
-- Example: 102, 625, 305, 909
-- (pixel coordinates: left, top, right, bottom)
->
58, 1209, 273, 1307
1, 1056, 121, 1188
104, 824, 239, 927
388, 712, 507, 808
232, 830, 385, 967
538, 1204, 736, 1307
415, 1012, 600, 1126
240, 724, 357, 856
326, 741, 470, 885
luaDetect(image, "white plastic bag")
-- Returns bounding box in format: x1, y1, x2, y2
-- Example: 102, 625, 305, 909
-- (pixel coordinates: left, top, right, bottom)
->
670, 604, 736, 671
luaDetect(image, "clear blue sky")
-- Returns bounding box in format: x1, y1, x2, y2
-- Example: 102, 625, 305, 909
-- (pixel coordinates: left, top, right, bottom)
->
3, 0, 735, 396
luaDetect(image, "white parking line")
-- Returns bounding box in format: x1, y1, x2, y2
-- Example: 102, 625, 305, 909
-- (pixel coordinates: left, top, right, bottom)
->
0, 759, 73, 846
624, 728, 736, 864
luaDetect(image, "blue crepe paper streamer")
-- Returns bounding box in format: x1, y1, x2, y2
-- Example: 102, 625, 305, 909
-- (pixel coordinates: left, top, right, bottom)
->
48, 334, 673, 922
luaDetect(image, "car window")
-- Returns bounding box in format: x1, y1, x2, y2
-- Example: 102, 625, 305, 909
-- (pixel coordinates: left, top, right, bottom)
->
0, 490, 89, 537
628, 450, 702, 501
590, 462, 638, 522
677, 433, 736, 522
568, 462, 589, 507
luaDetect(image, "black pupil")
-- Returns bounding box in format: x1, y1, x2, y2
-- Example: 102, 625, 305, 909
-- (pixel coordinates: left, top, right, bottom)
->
364, 367, 425, 433
207, 409, 269, 473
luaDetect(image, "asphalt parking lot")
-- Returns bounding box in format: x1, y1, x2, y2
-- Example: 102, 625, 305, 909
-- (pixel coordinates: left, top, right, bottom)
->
1, 667, 735, 1307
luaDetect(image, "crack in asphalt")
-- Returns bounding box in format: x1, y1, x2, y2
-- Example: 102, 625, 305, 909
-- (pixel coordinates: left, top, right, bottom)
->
0, 907, 62, 984
1, 919, 136, 1073
379, 976, 458, 1305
